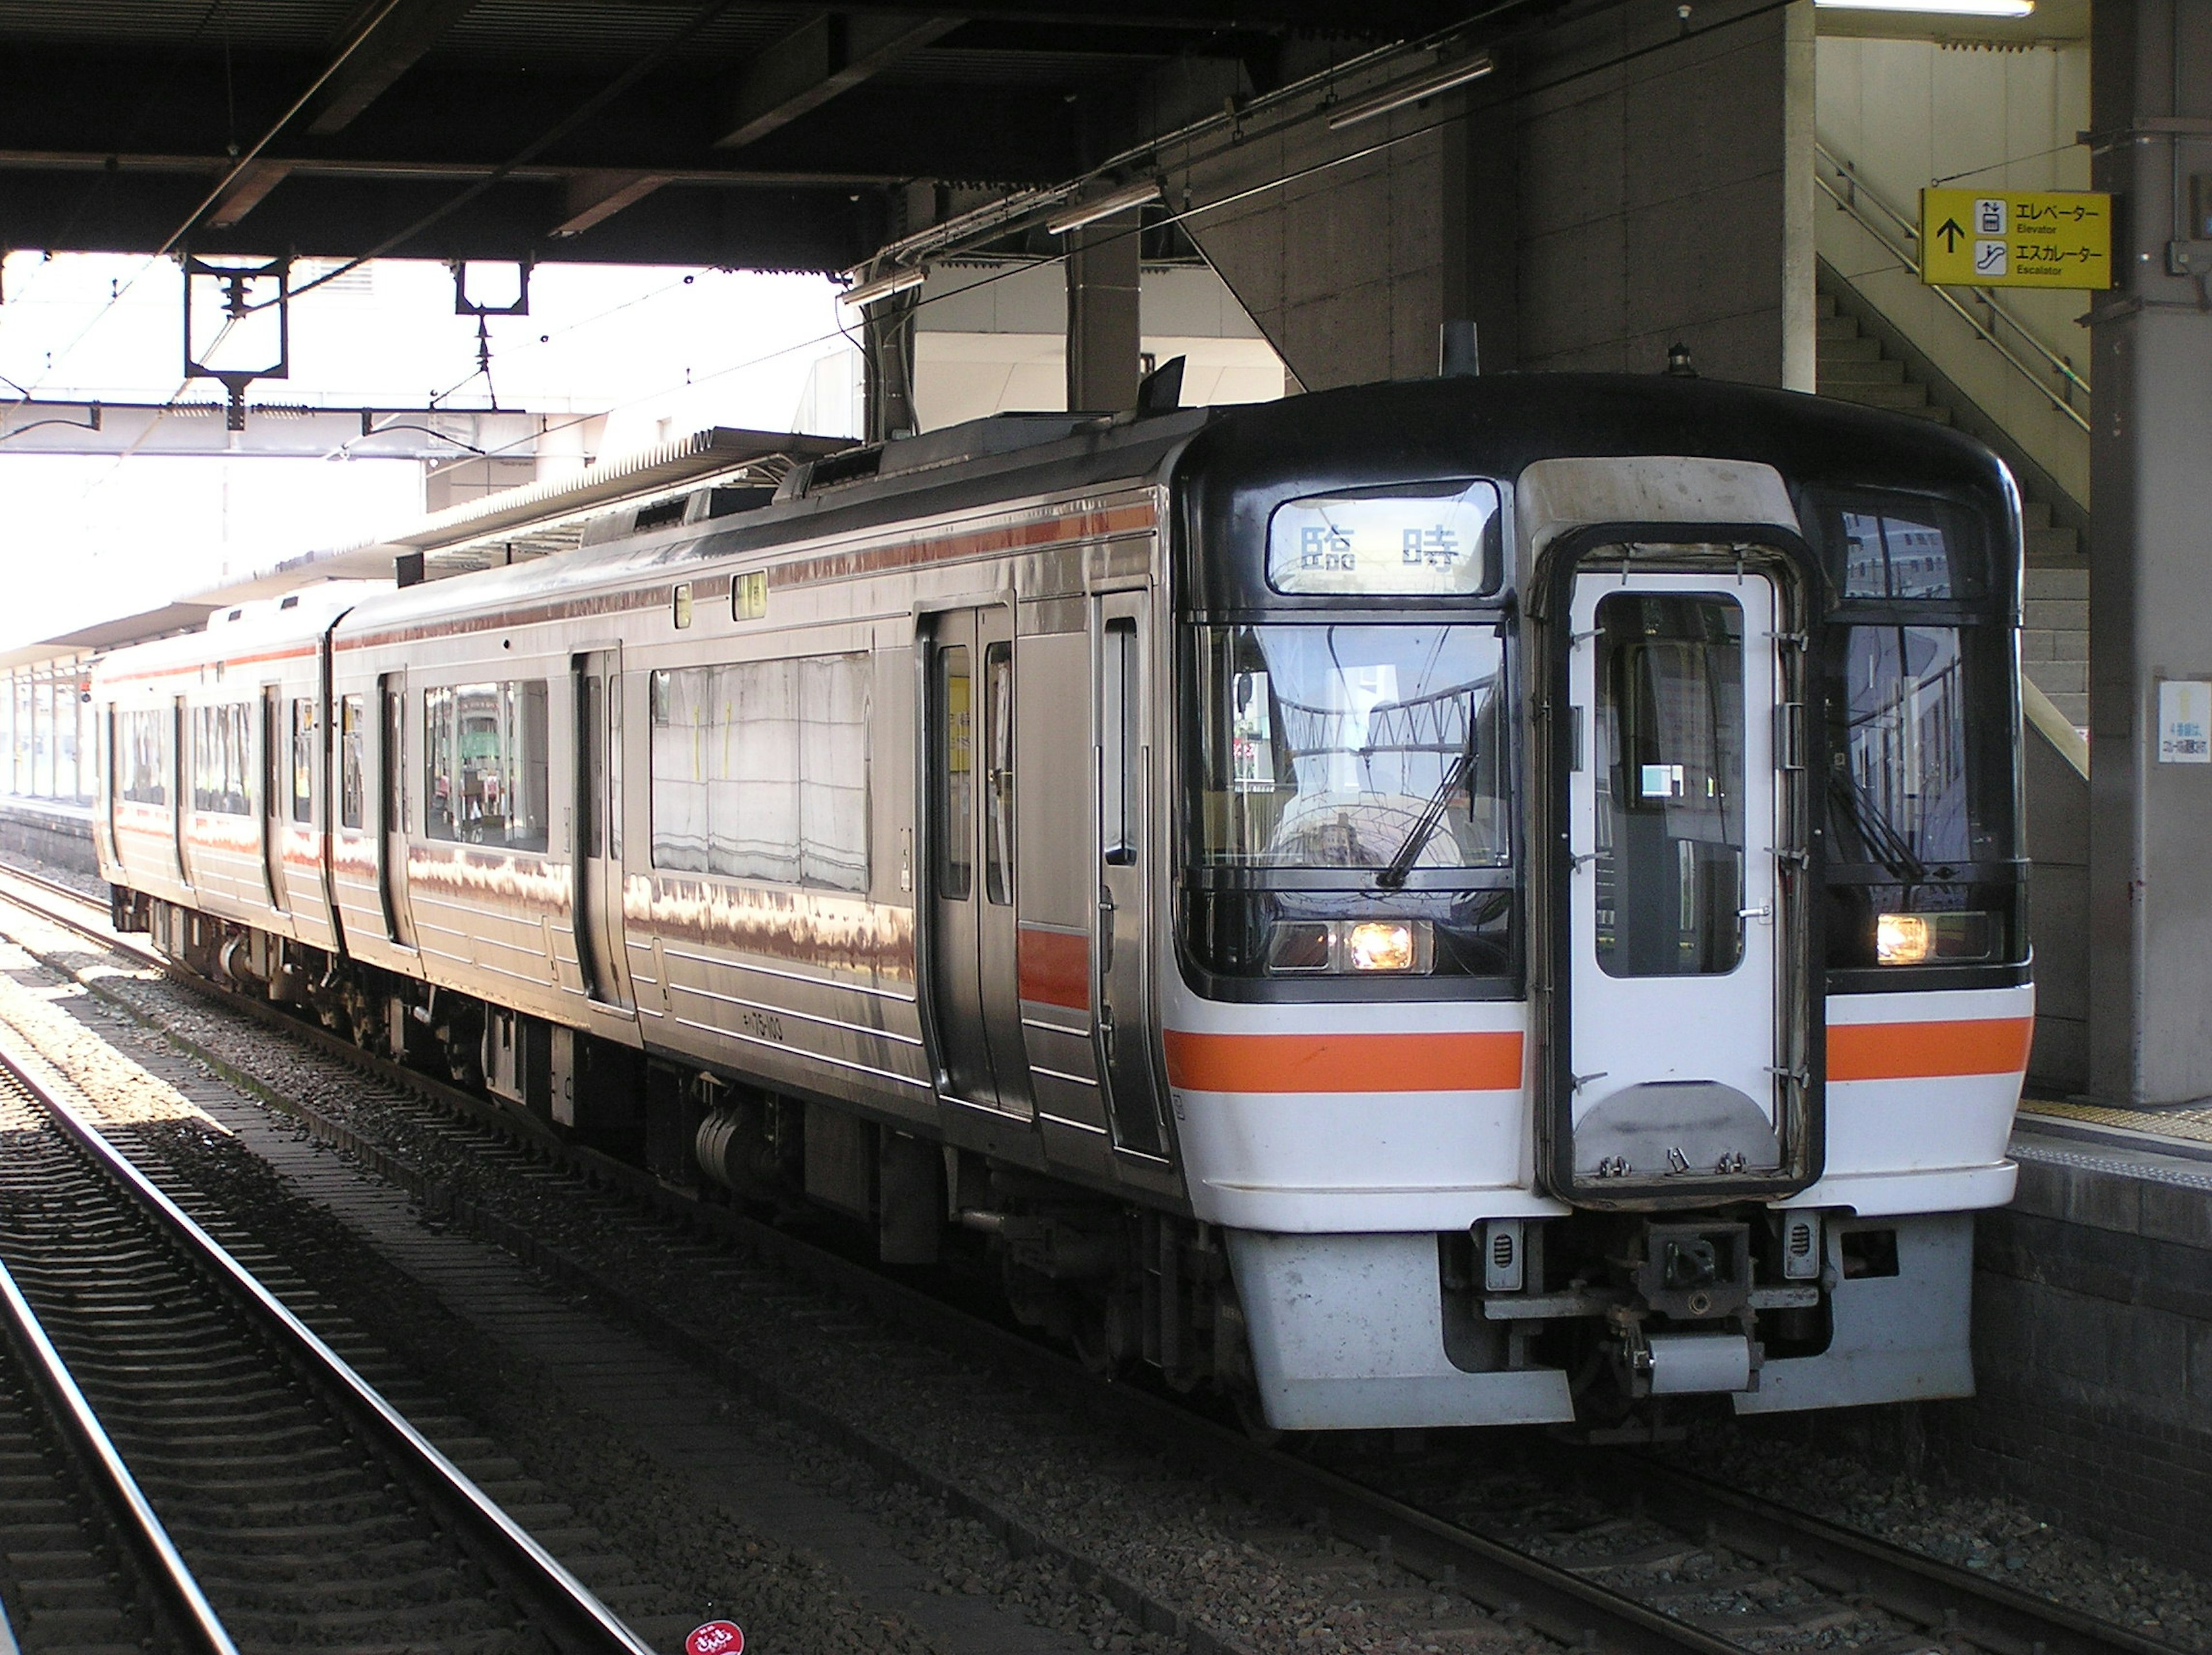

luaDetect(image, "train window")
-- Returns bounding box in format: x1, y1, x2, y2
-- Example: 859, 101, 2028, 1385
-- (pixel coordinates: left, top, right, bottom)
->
1266, 480, 1499, 597
1593, 594, 1746, 978
115, 710, 171, 806
935, 647, 973, 900
1804, 490, 1987, 602
339, 695, 365, 830
647, 654, 870, 891
983, 642, 1013, 906
190, 702, 253, 816
290, 700, 316, 824
423, 680, 550, 853
1192, 624, 1510, 872
1101, 620, 1137, 865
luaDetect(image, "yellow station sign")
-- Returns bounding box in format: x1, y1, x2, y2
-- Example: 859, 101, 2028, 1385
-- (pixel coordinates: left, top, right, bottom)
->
1919, 188, 2111, 289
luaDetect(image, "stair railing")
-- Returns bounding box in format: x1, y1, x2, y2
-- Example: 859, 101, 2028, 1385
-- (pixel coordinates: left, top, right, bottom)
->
1815, 141, 2090, 434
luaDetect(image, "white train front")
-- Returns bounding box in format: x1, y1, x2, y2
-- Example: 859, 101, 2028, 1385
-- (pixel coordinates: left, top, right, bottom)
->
94, 373, 2034, 1432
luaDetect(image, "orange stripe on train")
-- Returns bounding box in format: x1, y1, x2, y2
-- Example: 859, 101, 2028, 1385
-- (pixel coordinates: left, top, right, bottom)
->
1162, 1030, 1525, 1094
1016, 926, 1090, 1011
1827, 1017, 2033, 1081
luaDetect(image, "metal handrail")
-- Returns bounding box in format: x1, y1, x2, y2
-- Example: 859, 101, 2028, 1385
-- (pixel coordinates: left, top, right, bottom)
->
1815, 141, 2090, 433
0, 1255, 240, 1654
7, 1052, 658, 1655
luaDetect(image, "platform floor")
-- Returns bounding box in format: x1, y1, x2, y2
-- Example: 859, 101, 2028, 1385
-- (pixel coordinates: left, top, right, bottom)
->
2019, 1097, 2212, 1164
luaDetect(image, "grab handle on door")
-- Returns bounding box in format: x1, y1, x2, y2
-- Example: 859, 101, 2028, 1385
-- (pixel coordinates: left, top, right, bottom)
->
1097, 885, 1115, 974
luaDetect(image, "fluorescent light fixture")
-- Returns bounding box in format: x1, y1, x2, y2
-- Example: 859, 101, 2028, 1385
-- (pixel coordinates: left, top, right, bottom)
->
1044, 177, 1164, 236
839, 266, 926, 309
1813, 0, 2032, 14
1327, 53, 1495, 130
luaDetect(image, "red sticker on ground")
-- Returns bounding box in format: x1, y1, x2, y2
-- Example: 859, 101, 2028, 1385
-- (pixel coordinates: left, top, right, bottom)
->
685, 1621, 744, 1655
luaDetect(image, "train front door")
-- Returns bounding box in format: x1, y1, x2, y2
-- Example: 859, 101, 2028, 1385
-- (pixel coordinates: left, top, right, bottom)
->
574, 649, 633, 1011
1552, 554, 1804, 1203
923, 606, 1030, 1116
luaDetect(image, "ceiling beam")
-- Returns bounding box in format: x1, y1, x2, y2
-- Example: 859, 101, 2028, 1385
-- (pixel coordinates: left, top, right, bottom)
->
306, 0, 484, 135
550, 169, 677, 238
715, 13, 965, 150
204, 159, 293, 229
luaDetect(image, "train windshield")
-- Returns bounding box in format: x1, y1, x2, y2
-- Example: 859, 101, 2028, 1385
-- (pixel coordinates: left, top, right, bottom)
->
1192, 623, 1509, 874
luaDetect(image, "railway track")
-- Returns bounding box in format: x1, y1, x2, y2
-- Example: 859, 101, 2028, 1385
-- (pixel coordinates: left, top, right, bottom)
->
0, 861, 2188, 1655
0, 974, 656, 1654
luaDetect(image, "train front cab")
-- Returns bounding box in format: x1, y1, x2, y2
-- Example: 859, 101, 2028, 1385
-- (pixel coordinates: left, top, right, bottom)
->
1164, 437, 2029, 1431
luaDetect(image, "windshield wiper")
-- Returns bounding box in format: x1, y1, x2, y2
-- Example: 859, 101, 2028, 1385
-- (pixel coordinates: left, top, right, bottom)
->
1827, 772, 1927, 884
1376, 747, 1474, 890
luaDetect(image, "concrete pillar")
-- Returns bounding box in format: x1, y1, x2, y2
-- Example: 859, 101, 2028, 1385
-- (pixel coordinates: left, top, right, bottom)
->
2086, 0, 2212, 1105
1065, 218, 1142, 412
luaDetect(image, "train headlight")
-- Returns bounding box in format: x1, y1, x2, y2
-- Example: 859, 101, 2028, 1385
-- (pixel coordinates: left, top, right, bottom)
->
1266, 918, 1433, 974
1346, 920, 1418, 972
1874, 911, 1992, 965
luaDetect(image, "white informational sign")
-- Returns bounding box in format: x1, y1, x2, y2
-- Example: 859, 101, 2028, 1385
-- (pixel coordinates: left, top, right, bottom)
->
2157, 680, 2212, 764
1267, 480, 1498, 596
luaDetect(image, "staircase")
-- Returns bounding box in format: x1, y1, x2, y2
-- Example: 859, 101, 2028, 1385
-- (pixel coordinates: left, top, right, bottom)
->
1814, 288, 2088, 729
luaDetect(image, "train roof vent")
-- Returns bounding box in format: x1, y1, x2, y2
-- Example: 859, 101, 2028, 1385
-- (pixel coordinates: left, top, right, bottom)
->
800, 444, 884, 493
632, 496, 690, 533
700, 484, 778, 520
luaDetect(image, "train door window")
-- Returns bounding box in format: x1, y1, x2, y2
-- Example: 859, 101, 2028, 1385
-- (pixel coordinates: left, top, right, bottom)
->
983, 641, 1013, 905
581, 675, 605, 859
290, 699, 316, 823
1101, 619, 1137, 865
339, 695, 364, 830
381, 683, 404, 836
1593, 593, 1745, 978
935, 646, 973, 900
606, 674, 622, 862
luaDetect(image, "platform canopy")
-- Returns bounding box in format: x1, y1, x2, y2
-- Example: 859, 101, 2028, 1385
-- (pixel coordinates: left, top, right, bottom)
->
0, 0, 1473, 274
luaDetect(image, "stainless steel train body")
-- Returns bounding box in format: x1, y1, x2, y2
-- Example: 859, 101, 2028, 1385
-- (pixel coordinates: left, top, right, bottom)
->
94, 376, 2034, 1431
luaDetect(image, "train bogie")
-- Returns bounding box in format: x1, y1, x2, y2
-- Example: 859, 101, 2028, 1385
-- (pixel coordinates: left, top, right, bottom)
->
93, 375, 2035, 1434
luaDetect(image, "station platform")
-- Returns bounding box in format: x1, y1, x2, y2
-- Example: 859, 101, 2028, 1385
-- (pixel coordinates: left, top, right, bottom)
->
0, 797, 96, 878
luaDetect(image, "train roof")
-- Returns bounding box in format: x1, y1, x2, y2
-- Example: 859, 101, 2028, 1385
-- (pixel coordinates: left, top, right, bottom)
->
96, 373, 2016, 684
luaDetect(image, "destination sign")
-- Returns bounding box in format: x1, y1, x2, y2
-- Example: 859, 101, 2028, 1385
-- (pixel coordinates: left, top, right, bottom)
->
1919, 188, 2111, 290
1267, 480, 1499, 597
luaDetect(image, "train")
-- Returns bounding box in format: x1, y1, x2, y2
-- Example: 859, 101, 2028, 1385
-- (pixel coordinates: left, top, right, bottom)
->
92, 370, 2033, 1433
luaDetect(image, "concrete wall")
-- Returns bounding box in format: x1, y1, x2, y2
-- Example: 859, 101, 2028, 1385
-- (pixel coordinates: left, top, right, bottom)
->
1940, 1139, 2212, 1567
1513, 0, 1815, 388
1175, 119, 1450, 392
1173, 0, 1815, 394
1816, 36, 2092, 507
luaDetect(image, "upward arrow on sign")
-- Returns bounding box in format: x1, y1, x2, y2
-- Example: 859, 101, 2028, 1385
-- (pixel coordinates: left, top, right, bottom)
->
1936, 218, 1967, 253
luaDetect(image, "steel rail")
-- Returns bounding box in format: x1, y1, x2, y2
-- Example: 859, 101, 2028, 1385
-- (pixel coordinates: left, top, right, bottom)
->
0, 1025, 657, 1655
1, 865, 2191, 1655
1814, 141, 2091, 433
1575, 1455, 2185, 1655
0, 1250, 238, 1655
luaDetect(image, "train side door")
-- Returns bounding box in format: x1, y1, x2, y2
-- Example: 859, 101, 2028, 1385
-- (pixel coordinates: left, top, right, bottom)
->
1554, 560, 1791, 1199
574, 649, 633, 1012
923, 606, 1030, 1116
260, 686, 289, 913
378, 671, 415, 949
1093, 592, 1168, 1157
